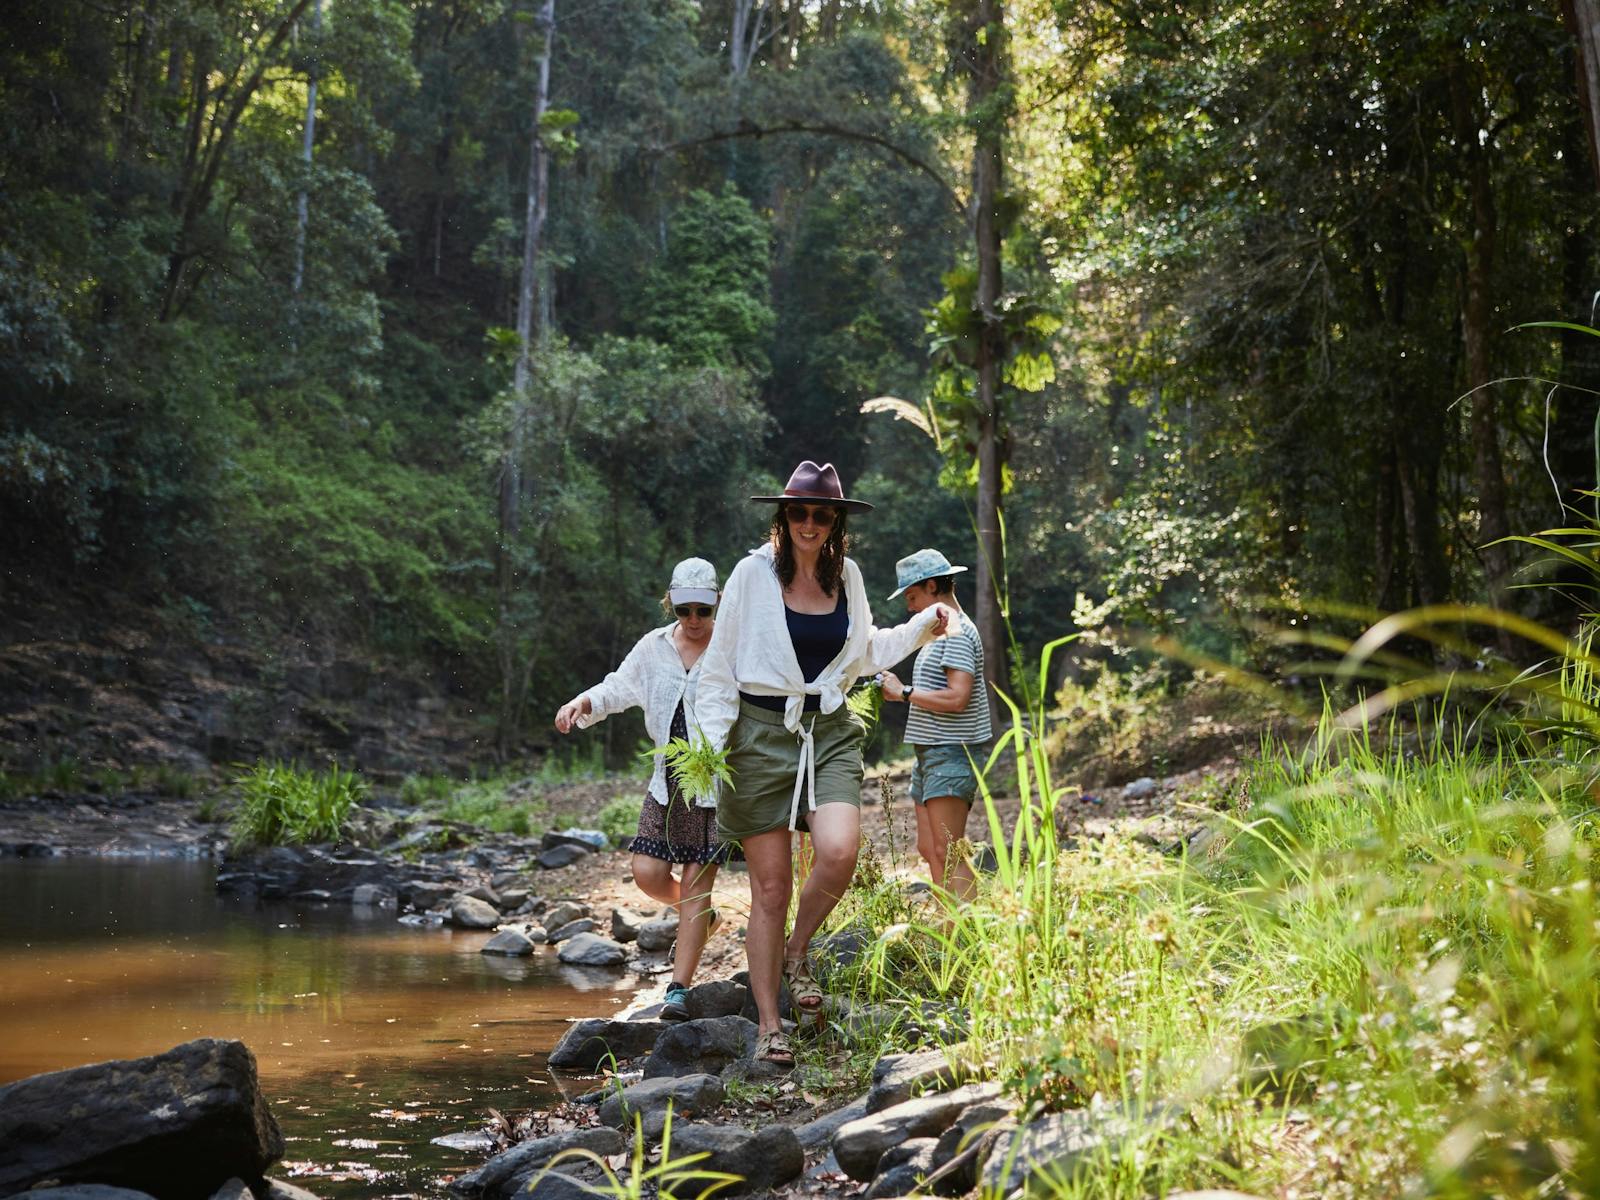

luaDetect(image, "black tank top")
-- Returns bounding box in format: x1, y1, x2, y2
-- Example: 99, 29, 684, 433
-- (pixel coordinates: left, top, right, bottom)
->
742, 589, 848, 713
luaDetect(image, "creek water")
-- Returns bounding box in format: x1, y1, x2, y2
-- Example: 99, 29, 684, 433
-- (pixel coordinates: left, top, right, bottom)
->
0, 858, 643, 1198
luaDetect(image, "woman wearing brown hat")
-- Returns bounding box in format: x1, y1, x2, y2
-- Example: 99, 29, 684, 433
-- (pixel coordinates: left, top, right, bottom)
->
696, 462, 955, 1066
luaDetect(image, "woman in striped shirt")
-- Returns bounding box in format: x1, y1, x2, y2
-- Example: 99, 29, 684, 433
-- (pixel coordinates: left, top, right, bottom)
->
880, 548, 992, 905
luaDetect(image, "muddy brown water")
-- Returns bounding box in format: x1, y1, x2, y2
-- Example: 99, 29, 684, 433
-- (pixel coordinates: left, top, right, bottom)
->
0, 858, 644, 1198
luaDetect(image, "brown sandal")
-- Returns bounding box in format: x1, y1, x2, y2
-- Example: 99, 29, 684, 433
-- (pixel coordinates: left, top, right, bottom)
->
783, 956, 825, 1012
755, 1029, 795, 1067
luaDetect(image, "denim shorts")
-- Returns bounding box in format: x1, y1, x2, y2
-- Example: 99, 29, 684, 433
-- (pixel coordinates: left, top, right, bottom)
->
909, 742, 986, 806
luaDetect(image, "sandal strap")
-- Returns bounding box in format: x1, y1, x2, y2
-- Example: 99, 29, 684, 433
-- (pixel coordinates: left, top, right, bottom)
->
756, 1030, 794, 1062
783, 956, 824, 1006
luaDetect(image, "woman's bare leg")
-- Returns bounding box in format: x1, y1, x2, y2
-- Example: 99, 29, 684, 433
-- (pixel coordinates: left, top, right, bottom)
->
785, 801, 860, 959
920, 795, 976, 903
631, 852, 679, 909
739, 827, 793, 1036
670, 860, 719, 987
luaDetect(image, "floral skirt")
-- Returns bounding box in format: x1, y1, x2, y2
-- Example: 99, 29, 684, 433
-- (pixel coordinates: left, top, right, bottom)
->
631, 700, 744, 866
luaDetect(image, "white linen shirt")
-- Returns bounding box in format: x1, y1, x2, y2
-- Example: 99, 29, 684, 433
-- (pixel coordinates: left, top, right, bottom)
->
695, 543, 944, 753
574, 624, 713, 808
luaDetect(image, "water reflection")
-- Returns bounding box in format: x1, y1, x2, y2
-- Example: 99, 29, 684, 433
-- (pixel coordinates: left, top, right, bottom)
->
0, 859, 641, 1198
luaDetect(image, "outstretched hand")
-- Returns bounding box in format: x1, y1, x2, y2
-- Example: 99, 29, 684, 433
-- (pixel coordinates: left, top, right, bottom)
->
929, 603, 955, 637
554, 696, 590, 733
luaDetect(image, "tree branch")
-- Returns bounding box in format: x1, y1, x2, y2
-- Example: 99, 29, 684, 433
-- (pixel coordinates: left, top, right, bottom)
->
657, 121, 963, 213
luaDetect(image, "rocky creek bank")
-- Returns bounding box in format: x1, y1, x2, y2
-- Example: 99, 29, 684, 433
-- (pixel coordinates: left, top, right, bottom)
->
446, 982, 1219, 1200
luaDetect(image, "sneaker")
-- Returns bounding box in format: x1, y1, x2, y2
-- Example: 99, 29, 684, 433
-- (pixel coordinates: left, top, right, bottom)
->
661, 982, 690, 1022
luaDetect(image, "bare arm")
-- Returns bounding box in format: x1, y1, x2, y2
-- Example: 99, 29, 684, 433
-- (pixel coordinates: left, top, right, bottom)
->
880, 667, 974, 714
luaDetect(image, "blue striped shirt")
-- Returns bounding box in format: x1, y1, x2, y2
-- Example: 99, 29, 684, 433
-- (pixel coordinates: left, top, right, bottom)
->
903, 613, 991, 746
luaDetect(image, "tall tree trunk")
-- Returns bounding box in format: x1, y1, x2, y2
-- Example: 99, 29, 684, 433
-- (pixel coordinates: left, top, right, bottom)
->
1373, 442, 1403, 612
1396, 428, 1451, 607
1563, 0, 1600, 192
1548, 104, 1600, 632
730, 0, 766, 76
117, 2, 152, 175
1450, 59, 1512, 616
965, 0, 1009, 717
497, 0, 557, 753
292, 0, 322, 297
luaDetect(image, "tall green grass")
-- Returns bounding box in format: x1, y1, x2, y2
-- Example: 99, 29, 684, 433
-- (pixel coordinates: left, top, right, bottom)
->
230, 761, 366, 846
819, 602, 1600, 1197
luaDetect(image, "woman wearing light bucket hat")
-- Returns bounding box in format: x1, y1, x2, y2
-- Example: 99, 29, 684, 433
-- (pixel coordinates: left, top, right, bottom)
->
553, 556, 740, 1021
696, 462, 957, 1066
880, 548, 992, 908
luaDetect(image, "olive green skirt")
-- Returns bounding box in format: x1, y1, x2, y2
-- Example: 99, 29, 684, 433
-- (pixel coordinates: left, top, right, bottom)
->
717, 700, 867, 842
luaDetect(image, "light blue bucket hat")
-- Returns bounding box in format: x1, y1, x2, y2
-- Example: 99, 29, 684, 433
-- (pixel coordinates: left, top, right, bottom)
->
887, 548, 968, 600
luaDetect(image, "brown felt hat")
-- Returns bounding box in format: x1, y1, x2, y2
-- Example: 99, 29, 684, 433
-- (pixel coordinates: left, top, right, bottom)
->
749, 460, 874, 513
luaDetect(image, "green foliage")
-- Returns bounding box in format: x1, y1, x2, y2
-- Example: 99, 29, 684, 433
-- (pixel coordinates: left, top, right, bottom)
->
538, 109, 582, 162
399, 773, 456, 807
817, 628, 1600, 1196
221, 433, 487, 651
651, 735, 733, 803
844, 677, 884, 737
435, 777, 542, 836
636, 184, 775, 372
230, 762, 366, 847
595, 795, 640, 846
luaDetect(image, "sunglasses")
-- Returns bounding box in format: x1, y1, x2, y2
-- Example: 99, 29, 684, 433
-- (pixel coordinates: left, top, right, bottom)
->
783, 504, 837, 526
674, 605, 715, 618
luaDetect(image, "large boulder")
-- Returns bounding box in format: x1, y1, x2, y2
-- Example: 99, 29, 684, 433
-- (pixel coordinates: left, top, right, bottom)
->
542, 901, 589, 930
832, 1081, 1003, 1181
448, 1126, 626, 1198
556, 933, 626, 967
683, 980, 748, 1021
978, 1101, 1181, 1195
546, 1019, 670, 1071
0, 1038, 283, 1200
495, 889, 530, 912
542, 829, 608, 852
862, 1138, 939, 1199
597, 1074, 724, 1140
642, 1016, 757, 1079
925, 1097, 1016, 1194
536, 845, 589, 870
635, 916, 679, 952
668, 1124, 804, 1194
609, 909, 645, 943
866, 1044, 981, 1113
481, 929, 537, 957
546, 919, 599, 944
401, 879, 456, 911
350, 884, 395, 908
450, 896, 501, 929
795, 1097, 869, 1152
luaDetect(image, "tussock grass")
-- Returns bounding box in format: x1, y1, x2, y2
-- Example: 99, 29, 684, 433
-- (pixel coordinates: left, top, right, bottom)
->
819, 640, 1600, 1197
230, 761, 366, 846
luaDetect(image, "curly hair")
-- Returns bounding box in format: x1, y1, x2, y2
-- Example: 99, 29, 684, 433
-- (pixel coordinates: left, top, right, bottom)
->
770, 506, 849, 596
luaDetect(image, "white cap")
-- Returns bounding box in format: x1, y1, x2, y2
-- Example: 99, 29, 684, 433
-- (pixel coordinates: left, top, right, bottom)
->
668, 557, 719, 606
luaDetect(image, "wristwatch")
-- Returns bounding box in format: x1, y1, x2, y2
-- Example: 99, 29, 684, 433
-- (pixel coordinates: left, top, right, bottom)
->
903, 685, 915, 703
